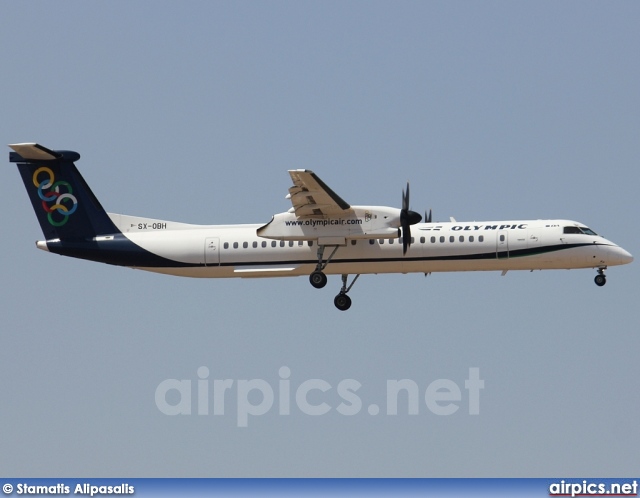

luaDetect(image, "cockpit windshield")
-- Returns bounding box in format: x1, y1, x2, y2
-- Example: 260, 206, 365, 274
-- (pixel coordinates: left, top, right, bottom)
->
563, 226, 598, 236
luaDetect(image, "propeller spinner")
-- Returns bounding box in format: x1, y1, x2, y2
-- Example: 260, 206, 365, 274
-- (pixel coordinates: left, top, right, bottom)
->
400, 182, 422, 254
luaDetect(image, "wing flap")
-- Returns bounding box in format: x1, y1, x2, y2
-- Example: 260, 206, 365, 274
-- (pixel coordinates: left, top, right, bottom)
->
287, 169, 350, 217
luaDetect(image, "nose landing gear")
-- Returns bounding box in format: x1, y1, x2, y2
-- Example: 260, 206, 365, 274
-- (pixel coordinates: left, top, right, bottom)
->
594, 267, 607, 287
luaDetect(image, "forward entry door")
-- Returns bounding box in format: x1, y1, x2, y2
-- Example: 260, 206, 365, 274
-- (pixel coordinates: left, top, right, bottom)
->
496, 230, 509, 259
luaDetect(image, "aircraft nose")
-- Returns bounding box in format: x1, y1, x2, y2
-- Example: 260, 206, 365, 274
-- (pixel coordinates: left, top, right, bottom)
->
615, 247, 633, 265
620, 248, 633, 265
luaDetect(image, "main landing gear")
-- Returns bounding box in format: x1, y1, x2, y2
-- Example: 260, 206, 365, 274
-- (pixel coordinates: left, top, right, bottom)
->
308, 244, 339, 289
308, 244, 360, 311
309, 271, 327, 289
333, 274, 360, 311
594, 267, 607, 287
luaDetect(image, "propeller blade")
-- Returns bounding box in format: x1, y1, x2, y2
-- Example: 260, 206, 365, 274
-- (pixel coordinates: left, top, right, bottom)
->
425, 208, 432, 223
402, 182, 409, 211
400, 181, 421, 255
402, 224, 411, 254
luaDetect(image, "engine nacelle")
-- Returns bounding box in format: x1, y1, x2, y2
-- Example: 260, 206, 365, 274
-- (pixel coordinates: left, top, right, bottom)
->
257, 206, 402, 241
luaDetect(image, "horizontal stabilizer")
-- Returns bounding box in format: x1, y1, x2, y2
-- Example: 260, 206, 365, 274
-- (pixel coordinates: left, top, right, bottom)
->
9, 143, 62, 161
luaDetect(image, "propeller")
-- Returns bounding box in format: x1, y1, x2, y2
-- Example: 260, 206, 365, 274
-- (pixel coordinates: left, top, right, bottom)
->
425, 209, 432, 223
400, 182, 422, 254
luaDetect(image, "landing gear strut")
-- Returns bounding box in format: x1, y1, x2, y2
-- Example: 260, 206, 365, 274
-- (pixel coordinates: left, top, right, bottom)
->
334, 274, 360, 311
307, 244, 360, 310
594, 267, 607, 287
308, 244, 339, 289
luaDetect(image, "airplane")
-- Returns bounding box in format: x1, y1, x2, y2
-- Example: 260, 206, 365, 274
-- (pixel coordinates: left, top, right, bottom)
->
10, 142, 633, 311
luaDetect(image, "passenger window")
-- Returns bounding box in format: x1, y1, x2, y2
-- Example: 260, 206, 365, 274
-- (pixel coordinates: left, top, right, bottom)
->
261, 241, 267, 248
308, 241, 313, 247
459, 236, 464, 242
280, 241, 285, 247
369, 239, 375, 245
389, 239, 394, 245
298, 241, 304, 246
224, 242, 229, 249
252, 241, 258, 248
288, 241, 294, 247
431, 236, 435, 243
271, 241, 277, 247
351, 240, 356, 246
233, 242, 238, 249
420, 237, 425, 243
479, 235, 484, 242
449, 236, 454, 243
379, 239, 384, 245
440, 236, 445, 243
500, 235, 505, 242
469, 236, 474, 242
243, 242, 248, 249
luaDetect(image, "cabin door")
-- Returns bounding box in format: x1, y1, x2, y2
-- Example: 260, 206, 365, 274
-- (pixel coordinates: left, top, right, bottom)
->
496, 230, 509, 259
205, 237, 220, 266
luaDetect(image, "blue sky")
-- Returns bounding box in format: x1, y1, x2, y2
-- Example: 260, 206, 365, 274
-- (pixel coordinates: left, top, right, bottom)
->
1, 1, 638, 477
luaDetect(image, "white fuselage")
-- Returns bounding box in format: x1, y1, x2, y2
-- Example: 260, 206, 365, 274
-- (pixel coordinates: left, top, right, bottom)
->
106, 214, 633, 279
13, 145, 632, 311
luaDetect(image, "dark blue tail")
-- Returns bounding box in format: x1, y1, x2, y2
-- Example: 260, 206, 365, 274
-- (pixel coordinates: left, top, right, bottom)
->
10, 143, 119, 240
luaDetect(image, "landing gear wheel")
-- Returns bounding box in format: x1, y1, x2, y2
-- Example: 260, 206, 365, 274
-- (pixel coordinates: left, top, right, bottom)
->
309, 271, 328, 289
594, 274, 606, 287
334, 293, 352, 311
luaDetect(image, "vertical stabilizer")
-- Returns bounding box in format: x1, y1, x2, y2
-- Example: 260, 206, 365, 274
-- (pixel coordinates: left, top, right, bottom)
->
10, 143, 119, 240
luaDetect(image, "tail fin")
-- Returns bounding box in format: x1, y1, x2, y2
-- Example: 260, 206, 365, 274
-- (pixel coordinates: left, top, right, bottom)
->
10, 143, 119, 240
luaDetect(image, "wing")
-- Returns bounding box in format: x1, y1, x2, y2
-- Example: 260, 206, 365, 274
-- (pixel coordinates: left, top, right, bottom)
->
286, 169, 351, 217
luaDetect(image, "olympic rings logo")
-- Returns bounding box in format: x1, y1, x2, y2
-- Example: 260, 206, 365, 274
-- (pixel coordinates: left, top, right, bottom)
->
32, 167, 78, 227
